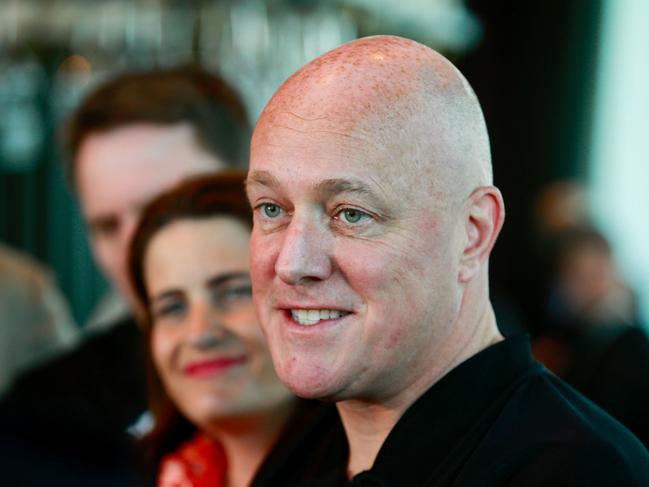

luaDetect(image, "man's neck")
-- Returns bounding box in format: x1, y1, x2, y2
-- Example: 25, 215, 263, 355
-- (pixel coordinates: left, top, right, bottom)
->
337, 303, 503, 478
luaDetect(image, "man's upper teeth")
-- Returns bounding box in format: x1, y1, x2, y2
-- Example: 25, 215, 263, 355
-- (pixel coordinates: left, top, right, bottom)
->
291, 309, 346, 325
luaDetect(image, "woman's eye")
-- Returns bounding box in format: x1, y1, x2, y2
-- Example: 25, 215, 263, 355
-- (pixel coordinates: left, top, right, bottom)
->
338, 208, 370, 224
262, 203, 281, 218
212, 283, 253, 312
153, 301, 186, 319
221, 284, 252, 302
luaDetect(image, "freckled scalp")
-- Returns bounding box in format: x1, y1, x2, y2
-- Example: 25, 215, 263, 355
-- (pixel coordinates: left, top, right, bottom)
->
253, 35, 492, 203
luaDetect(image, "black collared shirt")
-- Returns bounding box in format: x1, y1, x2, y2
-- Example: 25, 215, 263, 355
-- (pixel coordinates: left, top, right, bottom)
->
293, 335, 649, 486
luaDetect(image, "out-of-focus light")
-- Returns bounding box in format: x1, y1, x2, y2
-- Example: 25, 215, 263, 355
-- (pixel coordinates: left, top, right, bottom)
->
58, 54, 93, 80
590, 0, 649, 326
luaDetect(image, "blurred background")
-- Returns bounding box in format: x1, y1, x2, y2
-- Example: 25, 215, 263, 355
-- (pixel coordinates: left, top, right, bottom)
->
0, 0, 647, 332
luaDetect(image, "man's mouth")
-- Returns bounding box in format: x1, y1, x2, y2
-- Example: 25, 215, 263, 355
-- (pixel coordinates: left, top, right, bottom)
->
290, 309, 350, 326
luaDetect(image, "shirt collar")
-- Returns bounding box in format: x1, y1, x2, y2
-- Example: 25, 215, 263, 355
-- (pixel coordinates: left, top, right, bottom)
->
357, 334, 537, 487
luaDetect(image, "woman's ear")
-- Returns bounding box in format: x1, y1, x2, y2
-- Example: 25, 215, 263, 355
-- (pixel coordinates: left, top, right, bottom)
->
459, 185, 505, 283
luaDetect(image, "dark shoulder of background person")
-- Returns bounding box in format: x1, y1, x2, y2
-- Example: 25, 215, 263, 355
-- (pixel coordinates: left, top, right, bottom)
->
0, 316, 150, 486
453, 366, 649, 486
533, 322, 649, 449
4, 315, 147, 433
561, 324, 649, 449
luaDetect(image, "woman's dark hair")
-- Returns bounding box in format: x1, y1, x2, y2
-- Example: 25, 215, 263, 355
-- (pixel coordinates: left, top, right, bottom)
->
127, 171, 251, 466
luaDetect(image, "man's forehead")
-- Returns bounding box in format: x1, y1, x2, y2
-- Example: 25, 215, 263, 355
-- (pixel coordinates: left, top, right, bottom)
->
253, 110, 386, 148
260, 160, 400, 196
249, 114, 434, 208
252, 119, 394, 174
256, 37, 466, 144
249, 34, 491, 208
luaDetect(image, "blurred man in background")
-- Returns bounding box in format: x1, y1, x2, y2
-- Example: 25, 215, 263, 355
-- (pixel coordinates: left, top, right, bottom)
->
0, 242, 78, 396
0, 65, 250, 485
531, 225, 649, 447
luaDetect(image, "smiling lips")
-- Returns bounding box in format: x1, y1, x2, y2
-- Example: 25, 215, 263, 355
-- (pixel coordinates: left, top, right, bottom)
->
184, 356, 247, 377
290, 309, 350, 326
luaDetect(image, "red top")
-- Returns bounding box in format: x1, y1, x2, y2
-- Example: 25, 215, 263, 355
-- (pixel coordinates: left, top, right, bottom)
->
158, 432, 227, 487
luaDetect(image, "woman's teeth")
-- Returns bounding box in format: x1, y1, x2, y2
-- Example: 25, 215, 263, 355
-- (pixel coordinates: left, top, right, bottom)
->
291, 309, 347, 326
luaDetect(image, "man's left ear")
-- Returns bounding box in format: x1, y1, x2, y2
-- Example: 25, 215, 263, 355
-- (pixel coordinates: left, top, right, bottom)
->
458, 185, 505, 283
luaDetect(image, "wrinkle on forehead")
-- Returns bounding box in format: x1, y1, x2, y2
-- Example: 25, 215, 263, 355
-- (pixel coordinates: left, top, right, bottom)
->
253, 35, 492, 203
257, 110, 388, 153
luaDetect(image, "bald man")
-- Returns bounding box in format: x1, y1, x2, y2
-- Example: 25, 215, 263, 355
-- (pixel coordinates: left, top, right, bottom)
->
246, 36, 649, 486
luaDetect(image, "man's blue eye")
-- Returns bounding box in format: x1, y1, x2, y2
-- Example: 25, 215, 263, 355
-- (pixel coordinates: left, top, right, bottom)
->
262, 204, 281, 218
340, 209, 369, 224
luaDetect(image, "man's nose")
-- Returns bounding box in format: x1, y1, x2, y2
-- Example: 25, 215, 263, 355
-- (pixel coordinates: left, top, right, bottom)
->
119, 213, 139, 257
275, 215, 332, 285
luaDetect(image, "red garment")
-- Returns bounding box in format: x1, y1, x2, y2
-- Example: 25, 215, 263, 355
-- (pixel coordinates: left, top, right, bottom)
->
158, 433, 227, 487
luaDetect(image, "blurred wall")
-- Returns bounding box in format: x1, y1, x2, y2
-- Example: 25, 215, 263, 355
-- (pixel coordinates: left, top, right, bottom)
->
0, 0, 606, 328
590, 0, 649, 325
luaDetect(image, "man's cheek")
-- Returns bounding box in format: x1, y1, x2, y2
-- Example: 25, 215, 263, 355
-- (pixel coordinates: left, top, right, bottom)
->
92, 243, 114, 276
249, 237, 275, 279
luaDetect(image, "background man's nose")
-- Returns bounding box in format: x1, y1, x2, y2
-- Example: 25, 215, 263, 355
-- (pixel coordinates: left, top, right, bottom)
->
118, 213, 139, 261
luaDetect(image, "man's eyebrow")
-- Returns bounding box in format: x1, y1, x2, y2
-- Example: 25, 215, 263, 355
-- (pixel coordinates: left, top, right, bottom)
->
316, 178, 377, 198
246, 172, 390, 215
150, 289, 183, 305
246, 170, 280, 190
206, 272, 250, 290
86, 214, 118, 231
318, 178, 392, 218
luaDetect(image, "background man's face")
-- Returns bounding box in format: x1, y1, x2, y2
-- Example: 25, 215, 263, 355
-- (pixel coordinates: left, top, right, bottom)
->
76, 122, 225, 306
247, 114, 464, 402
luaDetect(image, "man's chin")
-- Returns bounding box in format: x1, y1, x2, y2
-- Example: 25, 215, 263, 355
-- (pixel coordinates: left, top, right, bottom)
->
277, 367, 345, 402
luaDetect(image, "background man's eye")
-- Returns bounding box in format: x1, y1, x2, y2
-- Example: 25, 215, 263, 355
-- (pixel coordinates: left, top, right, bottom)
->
90, 218, 120, 238
263, 204, 281, 218
341, 209, 366, 223
154, 301, 186, 320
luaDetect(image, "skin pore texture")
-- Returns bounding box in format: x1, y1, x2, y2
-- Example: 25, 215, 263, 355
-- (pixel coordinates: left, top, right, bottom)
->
247, 35, 505, 477
145, 217, 293, 487
76, 122, 225, 309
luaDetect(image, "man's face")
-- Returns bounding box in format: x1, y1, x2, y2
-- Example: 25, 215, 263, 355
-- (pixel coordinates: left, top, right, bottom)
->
76, 123, 225, 306
247, 115, 464, 403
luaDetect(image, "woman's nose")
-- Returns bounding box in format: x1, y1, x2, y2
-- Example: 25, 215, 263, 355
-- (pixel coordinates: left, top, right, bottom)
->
186, 302, 228, 349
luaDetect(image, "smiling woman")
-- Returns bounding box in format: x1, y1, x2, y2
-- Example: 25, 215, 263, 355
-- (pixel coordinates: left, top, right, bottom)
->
127, 172, 297, 487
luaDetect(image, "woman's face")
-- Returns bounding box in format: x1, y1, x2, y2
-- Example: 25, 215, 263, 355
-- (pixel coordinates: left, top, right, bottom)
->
144, 217, 291, 428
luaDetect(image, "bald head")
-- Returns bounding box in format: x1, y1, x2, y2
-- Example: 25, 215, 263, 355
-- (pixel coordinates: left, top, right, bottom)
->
248, 35, 505, 408
253, 35, 491, 202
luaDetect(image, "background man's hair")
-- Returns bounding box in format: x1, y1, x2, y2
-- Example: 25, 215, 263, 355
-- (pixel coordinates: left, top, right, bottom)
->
62, 64, 251, 189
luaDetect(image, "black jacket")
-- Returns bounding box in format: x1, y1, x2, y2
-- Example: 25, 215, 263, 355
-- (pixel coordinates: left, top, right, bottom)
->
0, 317, 149, 486
287, 335, 649, 486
